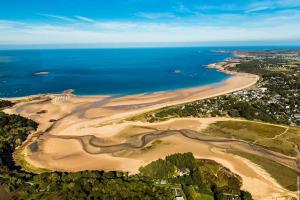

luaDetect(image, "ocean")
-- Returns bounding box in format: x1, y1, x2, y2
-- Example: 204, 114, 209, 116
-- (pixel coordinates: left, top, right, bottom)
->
0, 47, 233, 97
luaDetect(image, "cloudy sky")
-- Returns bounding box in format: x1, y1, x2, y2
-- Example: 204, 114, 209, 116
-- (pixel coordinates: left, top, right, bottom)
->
1, 0, 300, 47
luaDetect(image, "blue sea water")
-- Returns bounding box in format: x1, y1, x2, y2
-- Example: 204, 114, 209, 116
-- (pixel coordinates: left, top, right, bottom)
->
0, 47, 232, 97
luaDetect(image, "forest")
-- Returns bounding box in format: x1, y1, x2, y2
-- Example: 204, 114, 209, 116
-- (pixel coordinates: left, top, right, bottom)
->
140, 153, 252, 200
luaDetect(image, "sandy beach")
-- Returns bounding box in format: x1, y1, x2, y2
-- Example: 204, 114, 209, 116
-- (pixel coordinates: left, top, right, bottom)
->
1, 0, 299, 199
22, 117, 295, 199
5, 62, 289, 199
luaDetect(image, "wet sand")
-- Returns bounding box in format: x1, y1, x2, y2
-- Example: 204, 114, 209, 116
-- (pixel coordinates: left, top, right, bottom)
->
24, 118, 295, 199
4, 65, 284, 199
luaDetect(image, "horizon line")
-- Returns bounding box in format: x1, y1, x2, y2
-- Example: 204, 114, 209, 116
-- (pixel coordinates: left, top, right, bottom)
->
1, 41, 300, 50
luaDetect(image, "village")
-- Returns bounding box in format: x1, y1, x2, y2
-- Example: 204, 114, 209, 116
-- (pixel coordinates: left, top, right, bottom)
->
144, 50, 300, 126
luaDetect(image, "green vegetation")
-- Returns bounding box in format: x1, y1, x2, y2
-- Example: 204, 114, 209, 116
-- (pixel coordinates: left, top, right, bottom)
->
232, 151, 300, 191
204, 121, 285, 142
0, 111, 38, 169
3, 171, 175, 199
289, 61, 300, 65
185, 185, 214, 200
140, 153, 252, 200
0, 99, 14, 109
285, 127, 300, 151
141, 140, 163, 152
204, 120, 300, 157
140, 158, 177, 179
234, 60, 269, 75
131, 94, 293, 125
14, 96, 43, 104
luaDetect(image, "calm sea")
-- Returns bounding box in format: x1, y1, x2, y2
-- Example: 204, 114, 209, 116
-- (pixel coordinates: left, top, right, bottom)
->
0, 47, 235, 97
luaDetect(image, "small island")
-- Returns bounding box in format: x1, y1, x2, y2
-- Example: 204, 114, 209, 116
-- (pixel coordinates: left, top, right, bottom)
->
33, 71, 49, 75
173, 69, 181, 74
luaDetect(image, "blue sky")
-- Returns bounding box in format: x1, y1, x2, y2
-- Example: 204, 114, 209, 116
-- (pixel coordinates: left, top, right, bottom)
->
1, 0, 300, 47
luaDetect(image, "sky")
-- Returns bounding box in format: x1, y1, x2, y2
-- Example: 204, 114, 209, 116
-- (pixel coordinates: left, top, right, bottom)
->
0, 0, 300, 47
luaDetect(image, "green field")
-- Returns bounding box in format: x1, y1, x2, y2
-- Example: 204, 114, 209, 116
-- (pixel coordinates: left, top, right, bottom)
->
204, 120, 300, 157
232, 151, 300, 191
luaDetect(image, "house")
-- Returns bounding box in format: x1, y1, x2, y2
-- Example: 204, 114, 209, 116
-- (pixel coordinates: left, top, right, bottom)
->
174, 188, 184, 200
259, 87, 268, 93
179, 168, 190, 176
295, 114, 300, 118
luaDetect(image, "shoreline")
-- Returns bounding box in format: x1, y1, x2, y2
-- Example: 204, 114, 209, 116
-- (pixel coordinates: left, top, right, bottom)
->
3, 56, 291, 199
1, 53, 248, 101
4, 56, 283, 199
6, 59, 260, 171
2, 65, 258, 106
5, 56, 261, 171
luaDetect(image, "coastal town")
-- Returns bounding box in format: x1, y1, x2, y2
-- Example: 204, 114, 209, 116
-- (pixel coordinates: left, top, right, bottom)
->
231, 50, 300, 125
141, 50, 300, 126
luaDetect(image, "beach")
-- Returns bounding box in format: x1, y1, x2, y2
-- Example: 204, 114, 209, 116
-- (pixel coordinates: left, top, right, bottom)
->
4, 60, 289, 199
1, 0, 299, 198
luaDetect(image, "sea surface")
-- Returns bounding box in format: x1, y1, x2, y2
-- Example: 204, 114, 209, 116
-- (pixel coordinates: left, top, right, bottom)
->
9, 46, 298, 98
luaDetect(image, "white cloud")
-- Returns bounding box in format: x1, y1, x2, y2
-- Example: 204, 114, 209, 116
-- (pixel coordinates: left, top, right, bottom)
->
246, 0, 300, 13
0, 19, 299, 45
39, 14, 77, 22
1, 6, 300, 46
92, 22, 138, 30
246, 6, 271, 13
74, 16, 96, 23
40, 14, 98, 24
0, 20, 26, 29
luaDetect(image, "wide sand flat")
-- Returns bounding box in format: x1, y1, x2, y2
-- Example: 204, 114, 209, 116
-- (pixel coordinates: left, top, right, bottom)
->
24, 118, 294, 199
5, 71, 292, 199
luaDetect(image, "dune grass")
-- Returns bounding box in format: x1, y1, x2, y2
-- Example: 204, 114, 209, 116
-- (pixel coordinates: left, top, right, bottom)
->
204, 121, 285, 141
231, 151, 299, 191
141, 140, 163, 152
204, 120, 300, 157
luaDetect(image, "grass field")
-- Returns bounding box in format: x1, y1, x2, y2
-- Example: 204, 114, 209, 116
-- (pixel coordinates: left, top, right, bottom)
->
198, 159, 242, 193
186, 185, 214, 200
231, 151, 299, 191
204, 121, 285, 141
204, 120, 300, 157
285, 128, 300, 149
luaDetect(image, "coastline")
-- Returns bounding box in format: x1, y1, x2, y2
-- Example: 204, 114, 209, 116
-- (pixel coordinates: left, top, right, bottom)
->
1, 52, 244, 101
5, 56, 260, 172
4, 61, 259, 106
4, 57, 260, 172
4, 56, 285, 199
